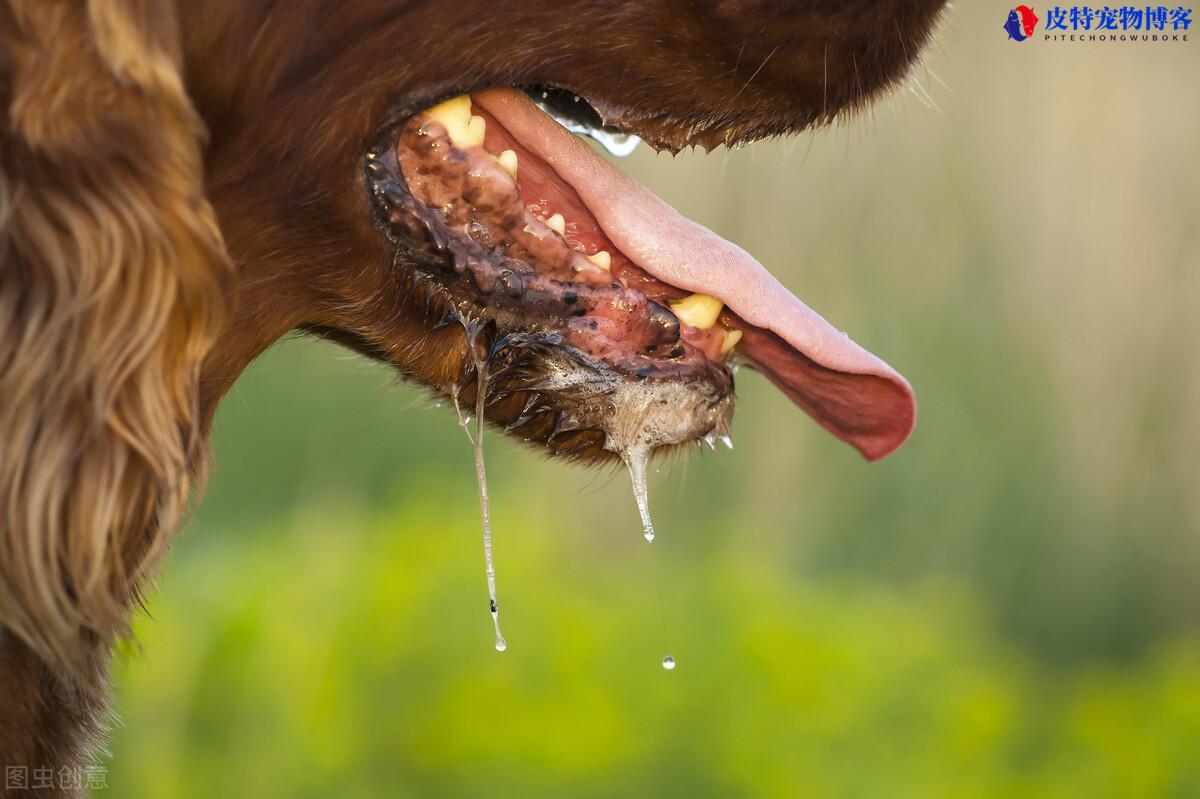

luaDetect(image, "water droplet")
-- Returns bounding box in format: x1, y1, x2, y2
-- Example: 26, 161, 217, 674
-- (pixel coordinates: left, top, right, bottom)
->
662, 656, 676, 670
622, 446, 656, 542
492, 610, 507, 652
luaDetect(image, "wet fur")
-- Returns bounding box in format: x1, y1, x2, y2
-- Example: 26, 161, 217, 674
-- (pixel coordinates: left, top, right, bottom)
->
0, 0, 945, 792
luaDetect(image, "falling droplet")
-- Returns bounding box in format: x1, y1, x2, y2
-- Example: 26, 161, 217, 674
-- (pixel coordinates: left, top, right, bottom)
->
466, 354, 505, 653
490, 603, 506, 652
662, 656, 676, 670
623, 446, 656, 543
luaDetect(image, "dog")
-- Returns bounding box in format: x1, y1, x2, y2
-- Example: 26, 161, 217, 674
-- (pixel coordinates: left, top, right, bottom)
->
0, 1, 945, 791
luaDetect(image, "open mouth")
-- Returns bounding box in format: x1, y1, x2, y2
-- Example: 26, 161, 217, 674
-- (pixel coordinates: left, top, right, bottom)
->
365, 87, 916, 463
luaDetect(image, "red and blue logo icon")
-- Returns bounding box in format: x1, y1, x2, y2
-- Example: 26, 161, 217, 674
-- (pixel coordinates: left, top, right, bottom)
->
1004, 5, 1041, 40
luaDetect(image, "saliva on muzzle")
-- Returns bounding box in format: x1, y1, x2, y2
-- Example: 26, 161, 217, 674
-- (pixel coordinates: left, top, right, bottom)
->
443, 314, 732, 652
365, 96, 738, 659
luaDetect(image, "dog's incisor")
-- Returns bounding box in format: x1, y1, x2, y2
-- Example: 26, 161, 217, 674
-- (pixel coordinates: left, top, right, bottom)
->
0, 0, 945, 791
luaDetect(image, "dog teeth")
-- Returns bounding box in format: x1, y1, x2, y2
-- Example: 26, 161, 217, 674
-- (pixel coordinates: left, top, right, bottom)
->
497, 149, 518, 177
669, 293, 723, 330
586, 250, 611, 270
466, 115, 486, 147
545, 213, 566, 235
423, 95, 485, 148
720, 328, 742, 355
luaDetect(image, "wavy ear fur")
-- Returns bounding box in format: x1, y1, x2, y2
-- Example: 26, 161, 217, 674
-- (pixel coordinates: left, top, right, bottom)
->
0, 0, 231, 685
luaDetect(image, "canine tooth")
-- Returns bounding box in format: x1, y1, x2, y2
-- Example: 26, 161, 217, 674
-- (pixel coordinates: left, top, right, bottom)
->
423, 96, 483, 149
586, 250, 611, 270
497, 149, 518, 177
546, 213, 566, 235
426, 95, 470, 124
670, 293, 723, 330
465, 115, 486, 147
720, 328, 742, 355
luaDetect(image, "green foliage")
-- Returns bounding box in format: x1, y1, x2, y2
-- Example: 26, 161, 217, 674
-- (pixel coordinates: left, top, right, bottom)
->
109, 488, 1200, 797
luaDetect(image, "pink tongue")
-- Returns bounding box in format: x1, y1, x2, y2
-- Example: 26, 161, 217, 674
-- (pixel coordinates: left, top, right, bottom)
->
473, 89, 916, 461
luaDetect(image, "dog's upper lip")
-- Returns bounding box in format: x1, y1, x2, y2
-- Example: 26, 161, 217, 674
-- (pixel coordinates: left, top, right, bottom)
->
473, 88, 916, 460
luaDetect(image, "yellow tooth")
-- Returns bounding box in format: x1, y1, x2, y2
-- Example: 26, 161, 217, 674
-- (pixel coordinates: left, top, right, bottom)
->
720, 328, 742, 355
586, 250, 611, 270
497, 149, 518, 177
425, 96, 470, 124
424, 96, 471, 144
465, 115, 486, 147
545, 213, 566, 235
423, 96, 485, 148
669, 293, 723, 330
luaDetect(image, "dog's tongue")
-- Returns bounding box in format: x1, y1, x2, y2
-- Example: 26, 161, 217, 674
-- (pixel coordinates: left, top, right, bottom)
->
474, 89, 915, 461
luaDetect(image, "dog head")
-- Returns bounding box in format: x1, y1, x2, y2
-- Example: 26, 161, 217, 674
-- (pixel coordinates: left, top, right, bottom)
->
198, 0, 943, 464
0, 0, 944, 680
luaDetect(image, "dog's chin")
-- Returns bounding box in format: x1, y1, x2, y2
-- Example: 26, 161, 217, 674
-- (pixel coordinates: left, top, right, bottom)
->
362, 86, 916, 464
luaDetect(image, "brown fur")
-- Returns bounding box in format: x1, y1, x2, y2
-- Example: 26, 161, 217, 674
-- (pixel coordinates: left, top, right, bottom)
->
0, 1, 945, 792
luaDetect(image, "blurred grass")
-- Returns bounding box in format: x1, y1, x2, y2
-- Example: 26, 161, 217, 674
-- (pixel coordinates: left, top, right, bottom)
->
109, 5, 1199, 796
110, 465, 1200, 797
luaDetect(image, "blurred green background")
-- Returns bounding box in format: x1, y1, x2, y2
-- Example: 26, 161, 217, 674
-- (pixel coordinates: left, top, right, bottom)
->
109, 6, 1200, 797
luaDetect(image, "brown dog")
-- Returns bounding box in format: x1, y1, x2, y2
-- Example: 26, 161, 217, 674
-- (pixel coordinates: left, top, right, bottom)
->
0, 1, 945, 791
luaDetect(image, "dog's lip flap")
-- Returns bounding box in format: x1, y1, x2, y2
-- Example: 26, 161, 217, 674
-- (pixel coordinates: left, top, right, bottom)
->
472, 89, 916, 461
